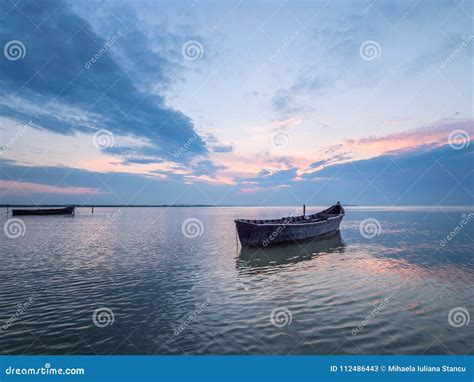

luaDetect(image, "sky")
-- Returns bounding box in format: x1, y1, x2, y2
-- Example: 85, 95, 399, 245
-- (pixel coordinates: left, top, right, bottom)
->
0, 0, 473, 206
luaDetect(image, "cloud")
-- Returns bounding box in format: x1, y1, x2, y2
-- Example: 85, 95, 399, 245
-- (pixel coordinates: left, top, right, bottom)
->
1, 140, 472, 206
121, 158, 166, 165
0, 180, 105, 196
271, 89, 314, 116
299, 144, 473, 205
303, 118, 474, 175
190, 159, 227, 176
0, 158, 237, 204
212, 145, 233, 153
343, 118, 474, 157
267, 0, 466, 121
240, 167, 298, 191
309, 153, 352, 169
201, 132, 234, 154
0, 0, 207, 163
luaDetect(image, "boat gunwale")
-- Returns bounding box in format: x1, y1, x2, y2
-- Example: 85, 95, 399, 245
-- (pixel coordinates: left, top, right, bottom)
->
234, 213, 344, 226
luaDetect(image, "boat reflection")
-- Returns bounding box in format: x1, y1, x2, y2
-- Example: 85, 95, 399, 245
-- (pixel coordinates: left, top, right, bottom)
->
237, 232, 345, 273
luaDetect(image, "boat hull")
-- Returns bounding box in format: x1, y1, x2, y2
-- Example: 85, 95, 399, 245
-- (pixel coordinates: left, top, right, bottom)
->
11, 206, 75, 216
234, 203, 344, 247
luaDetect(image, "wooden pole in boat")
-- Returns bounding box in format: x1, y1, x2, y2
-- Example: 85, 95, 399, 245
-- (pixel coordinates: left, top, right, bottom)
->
303, 204, 306, 217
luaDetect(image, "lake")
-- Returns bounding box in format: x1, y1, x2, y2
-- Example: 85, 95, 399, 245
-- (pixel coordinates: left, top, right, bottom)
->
0, 206, 472, 355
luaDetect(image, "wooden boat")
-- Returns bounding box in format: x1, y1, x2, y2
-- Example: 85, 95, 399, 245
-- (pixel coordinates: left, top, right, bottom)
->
234, 202, 344, 247
12, 206, 75, 216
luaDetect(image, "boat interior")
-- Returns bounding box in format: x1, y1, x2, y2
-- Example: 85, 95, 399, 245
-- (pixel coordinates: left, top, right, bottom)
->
236, 203, 344, 225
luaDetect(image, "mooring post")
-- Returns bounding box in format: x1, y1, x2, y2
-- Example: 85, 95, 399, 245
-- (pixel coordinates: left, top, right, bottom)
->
303, 204, 306, 217
6, 204, 9, 215
92, 206, 94, 214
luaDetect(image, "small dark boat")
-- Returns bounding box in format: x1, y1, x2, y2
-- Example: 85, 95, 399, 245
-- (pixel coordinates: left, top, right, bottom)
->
234, 202, 344, 247
12, 205, 75, 216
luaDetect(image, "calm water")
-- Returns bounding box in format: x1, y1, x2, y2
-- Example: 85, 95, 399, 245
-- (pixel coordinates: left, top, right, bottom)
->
0, 206, 473, 355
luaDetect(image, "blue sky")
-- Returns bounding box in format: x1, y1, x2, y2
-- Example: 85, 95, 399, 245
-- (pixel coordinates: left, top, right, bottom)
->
0, 0, 472, 205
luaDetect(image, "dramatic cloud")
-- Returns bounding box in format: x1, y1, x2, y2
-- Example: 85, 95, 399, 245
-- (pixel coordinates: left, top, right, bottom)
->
1, 141, 472, 205
0, 0, 207, 163
0, 1, 472, 205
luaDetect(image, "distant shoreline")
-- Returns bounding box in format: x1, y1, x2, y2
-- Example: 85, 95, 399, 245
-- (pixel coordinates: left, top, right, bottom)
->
0, 204, 228, 208
1, 204, 472, 208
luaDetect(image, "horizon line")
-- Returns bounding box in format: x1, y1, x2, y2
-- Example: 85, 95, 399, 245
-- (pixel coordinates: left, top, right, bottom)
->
1, 204, 472, 208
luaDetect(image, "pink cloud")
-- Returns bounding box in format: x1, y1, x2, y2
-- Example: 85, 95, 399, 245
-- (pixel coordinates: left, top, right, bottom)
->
0, 180, 106, 196
302, 118, 473, 176
344, 118, 473, 157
